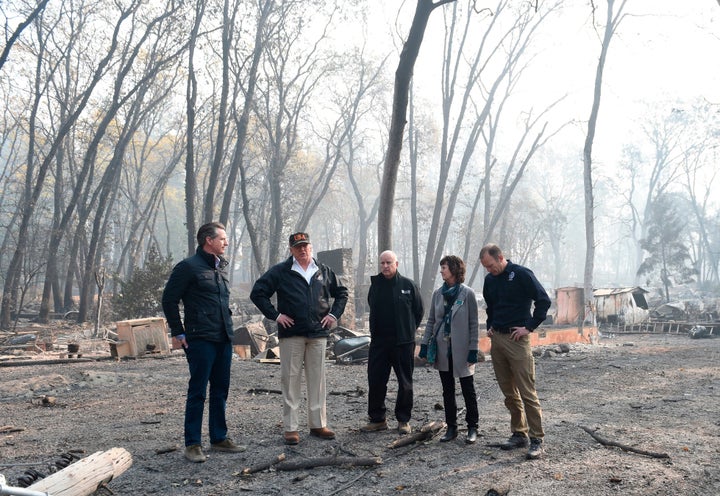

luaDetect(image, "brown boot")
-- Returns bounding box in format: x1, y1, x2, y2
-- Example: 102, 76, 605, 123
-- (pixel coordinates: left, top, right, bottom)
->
283, 431, 300, 445
310, 427, 336, 440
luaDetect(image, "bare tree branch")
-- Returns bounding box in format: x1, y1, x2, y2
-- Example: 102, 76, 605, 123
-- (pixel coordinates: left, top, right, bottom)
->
0, 0, 51, 71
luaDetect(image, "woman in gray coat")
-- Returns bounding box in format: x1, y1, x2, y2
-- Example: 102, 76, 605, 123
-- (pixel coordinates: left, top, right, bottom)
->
419, 255, 480, 444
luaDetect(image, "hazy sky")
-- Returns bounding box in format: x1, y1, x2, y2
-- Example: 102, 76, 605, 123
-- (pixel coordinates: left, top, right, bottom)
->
568, 1, 719, 144
349, 1, 720, 285
357, 1, 720, 156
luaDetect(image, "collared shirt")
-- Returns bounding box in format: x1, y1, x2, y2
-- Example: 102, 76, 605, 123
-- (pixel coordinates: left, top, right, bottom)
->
292, 257, 318, 285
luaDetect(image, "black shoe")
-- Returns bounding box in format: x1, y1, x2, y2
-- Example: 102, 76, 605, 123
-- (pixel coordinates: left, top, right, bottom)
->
440, 426, 458, 442
500, 432, 529, 450
526, 438, 544, 459
465, 427, 478, 444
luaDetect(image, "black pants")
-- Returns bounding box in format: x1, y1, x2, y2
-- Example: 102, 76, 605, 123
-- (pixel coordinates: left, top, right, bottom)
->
439, 354, 478, 428
367, 341, 415, 423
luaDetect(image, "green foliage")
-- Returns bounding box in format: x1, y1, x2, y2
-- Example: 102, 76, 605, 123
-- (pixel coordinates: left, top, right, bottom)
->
113, 245, 175, 320
637, 194, 697, 302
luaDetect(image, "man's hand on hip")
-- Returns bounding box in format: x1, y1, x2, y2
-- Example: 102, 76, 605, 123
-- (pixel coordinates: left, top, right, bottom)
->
510, 327, 530, 341
276, 314, 294, 328
321, 314, 337, 329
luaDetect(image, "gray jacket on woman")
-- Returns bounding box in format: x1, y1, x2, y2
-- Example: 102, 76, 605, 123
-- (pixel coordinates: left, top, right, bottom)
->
422, 284, 479, 378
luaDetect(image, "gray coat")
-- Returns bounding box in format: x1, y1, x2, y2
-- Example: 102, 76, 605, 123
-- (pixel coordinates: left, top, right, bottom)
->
422, 284, 479, 378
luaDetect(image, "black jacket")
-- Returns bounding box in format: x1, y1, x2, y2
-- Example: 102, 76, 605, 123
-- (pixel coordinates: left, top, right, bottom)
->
367, 271, 424, 345
250, 257, 349, 339
161, 247, 233, 342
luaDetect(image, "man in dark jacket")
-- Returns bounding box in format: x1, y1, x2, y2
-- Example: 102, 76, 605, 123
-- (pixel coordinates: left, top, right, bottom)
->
480, 243, 551, 460
162, 222, 245, 463
250, 232, 348, 446
361, 250, 424, 435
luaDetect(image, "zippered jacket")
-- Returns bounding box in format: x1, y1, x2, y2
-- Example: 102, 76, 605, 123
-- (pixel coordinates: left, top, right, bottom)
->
367, 271, 424, 345
162, 247, 233, 342
250, 257, 349, 339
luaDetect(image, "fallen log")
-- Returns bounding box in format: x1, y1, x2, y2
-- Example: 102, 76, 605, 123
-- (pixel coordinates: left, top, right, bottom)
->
387, 421, 445, 449
579, 425, 670, 459
241, 453, 286, 475
27, 447, 133, 495
274, 456, 382, 471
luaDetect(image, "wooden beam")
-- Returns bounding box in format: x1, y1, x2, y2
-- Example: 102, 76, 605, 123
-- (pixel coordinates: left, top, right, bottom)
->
28, 447, 132, 496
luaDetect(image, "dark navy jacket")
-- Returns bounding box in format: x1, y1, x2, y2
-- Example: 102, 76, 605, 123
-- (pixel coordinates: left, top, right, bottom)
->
482, 260, 550, 331
250, 257, 349, 339
162, 247, 233, 342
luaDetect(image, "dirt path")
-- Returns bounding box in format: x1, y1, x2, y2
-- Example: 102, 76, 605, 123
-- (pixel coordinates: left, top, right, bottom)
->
1, 332, 719, 495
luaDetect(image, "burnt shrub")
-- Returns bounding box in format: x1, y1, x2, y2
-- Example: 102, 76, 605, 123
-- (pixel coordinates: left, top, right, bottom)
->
113, 245, 174, 320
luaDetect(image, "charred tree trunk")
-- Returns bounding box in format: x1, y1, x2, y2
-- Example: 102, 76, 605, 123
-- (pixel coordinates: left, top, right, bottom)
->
184, 0, 205, 255
582, 0, 627, 325
203, 0, 233, 223
377, 0, 456, 254
219, 0, 273, 226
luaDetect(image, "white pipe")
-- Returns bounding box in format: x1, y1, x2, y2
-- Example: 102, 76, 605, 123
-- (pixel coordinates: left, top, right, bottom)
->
0, 476, 50, 496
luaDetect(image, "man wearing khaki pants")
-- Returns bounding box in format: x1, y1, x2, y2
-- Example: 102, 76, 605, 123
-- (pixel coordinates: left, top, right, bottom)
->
250, 232, 349, 446
480, 243, 551, 460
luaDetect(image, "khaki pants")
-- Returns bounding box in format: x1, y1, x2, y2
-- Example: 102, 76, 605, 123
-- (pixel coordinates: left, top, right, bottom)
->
279, 336, 327, 432
490, 333, 544, 439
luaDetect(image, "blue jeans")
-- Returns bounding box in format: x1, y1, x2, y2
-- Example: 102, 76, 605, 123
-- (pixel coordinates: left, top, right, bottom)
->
183, 340, 232, 446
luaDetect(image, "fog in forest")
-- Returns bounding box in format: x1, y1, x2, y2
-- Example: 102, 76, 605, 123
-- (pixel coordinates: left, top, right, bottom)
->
0, 0, 718, 327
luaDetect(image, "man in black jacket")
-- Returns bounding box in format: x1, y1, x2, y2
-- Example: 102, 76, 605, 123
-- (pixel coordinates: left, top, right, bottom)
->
362, 250, 424, 435
162, 222, 245, 463
250, 232, 348, 446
